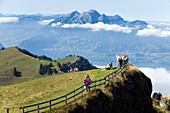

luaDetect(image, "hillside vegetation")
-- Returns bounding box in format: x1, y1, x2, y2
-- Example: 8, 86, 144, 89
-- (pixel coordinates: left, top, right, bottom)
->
0, 47, 83, 86
0, 67, 117, 113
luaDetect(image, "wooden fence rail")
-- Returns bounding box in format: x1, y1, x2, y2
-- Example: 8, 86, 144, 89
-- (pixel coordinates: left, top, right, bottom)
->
7, 65, 127, 113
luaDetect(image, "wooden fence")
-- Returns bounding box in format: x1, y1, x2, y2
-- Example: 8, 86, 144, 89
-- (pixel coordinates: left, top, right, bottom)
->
6, 65, 127, 113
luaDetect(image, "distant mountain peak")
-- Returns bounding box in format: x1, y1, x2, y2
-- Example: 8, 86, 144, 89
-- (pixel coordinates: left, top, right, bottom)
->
85, 9, 100, 16
88, 9, 99, 13
71, 10, 80, 15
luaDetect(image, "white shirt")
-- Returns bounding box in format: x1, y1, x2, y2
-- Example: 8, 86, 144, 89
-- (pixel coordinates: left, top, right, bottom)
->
116, 55, 120, 61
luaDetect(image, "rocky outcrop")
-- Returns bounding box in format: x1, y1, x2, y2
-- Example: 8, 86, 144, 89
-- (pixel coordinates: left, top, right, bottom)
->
44, 65, 153, 113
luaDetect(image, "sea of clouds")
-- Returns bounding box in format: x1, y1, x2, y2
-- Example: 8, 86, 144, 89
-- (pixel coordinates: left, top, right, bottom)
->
139, 67, 170, 96
51, 22, 133, 33
136, 24, 170, 37
0, 17, 19, 23
50, 21, 170, 37
38, 19, 54, 25
61, 22, 133, 33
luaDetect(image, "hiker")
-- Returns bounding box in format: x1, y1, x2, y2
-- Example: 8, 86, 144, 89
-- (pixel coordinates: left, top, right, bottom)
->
105, 62, 112, 70
76, 67, 78, 72
126, 55, 129, 65
124, 55, 129, 65
84, 75, 92, 92
119, 58, 123, 67
70, 67, 73, 72
116, 54, 120, 67
73, 67, 76, 72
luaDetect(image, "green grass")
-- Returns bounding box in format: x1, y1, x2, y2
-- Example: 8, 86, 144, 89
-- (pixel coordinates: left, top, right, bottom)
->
0, 67, 119, 113
56, 56, 79, 64
0, 47, 59, 78
0, 47, 80, 86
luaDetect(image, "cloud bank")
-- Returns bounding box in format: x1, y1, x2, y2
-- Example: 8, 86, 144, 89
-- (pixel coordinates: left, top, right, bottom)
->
136, 24, 170, 37
38, 19, 54, 25
0, 17, 19, 23
139, 67, 170, 96
52, 22, 133, 33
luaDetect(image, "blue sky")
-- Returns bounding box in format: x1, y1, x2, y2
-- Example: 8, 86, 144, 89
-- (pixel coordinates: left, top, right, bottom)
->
0, 0, 170, 21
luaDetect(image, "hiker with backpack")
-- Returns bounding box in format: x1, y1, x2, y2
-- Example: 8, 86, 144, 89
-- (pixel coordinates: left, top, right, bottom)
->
119, 58, 123, 67
84, 75, 92, 93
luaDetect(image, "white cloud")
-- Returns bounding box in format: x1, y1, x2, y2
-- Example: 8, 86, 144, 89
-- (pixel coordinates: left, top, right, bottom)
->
139, 67, 170, 96
51, 22, 62, 27
136, 24, 170, 37
95, 65, 105, 68
148, 22, 170, 26
38, 19, 54, 25
52, 22, 133, 33
0, 17, 19, 23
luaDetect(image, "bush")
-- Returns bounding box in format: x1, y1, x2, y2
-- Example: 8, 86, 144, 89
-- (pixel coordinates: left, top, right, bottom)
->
152, 92, 162, 101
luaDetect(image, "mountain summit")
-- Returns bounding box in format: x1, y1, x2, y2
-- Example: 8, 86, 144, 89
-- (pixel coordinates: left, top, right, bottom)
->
49, 9, 147, 27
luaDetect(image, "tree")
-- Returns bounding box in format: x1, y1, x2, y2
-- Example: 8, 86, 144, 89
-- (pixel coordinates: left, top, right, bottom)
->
13, 67, 21, 77
39, 64, 57, 75
47, 66, 53, 75
57, 63, 61, 68
39, 64, 43, 75
152, 92, 162, 101
49, 63, 53, 67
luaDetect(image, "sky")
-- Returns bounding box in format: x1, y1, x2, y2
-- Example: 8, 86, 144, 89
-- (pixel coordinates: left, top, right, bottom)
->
0, 0, 170, 21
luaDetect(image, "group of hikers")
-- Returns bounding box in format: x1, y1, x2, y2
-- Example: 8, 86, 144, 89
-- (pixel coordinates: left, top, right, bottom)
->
67, 67, 79, 73
106, 54, 129, 70
116, 54, 129, 67
84, 54, 129, 93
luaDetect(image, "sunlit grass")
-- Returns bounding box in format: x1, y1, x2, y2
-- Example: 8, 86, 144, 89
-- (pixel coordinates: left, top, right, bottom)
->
0, 67, 118, 113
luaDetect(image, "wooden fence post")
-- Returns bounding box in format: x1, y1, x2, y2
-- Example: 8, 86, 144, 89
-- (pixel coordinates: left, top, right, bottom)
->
22, 106, 24, 113
104, 77, 106, 87
37, 102, 39, 113
74, 90, 75, 101
6, 108, 8, 113
82, 86, 83, 96
49, 99, 52, 110
95, 81, 96, 90
65, 94, 67, 105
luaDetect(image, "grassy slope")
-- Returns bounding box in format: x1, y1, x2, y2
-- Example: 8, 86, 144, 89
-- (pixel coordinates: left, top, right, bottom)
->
56, 56, 79, 64
44, 65, 154, 113
0, 47, 59, 86
0, 67, 118, 113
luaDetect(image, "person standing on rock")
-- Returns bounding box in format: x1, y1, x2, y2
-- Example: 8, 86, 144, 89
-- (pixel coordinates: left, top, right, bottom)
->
119, 58, 123, 67
116, 54, 120, 67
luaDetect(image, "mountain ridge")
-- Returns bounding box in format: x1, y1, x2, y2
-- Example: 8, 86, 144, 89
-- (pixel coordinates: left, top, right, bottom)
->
49, 9, 148, 28
0, 9, 148, 28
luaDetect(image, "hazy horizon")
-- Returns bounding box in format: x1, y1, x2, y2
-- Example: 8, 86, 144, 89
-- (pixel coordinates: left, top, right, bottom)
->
0, 0, 170, 21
